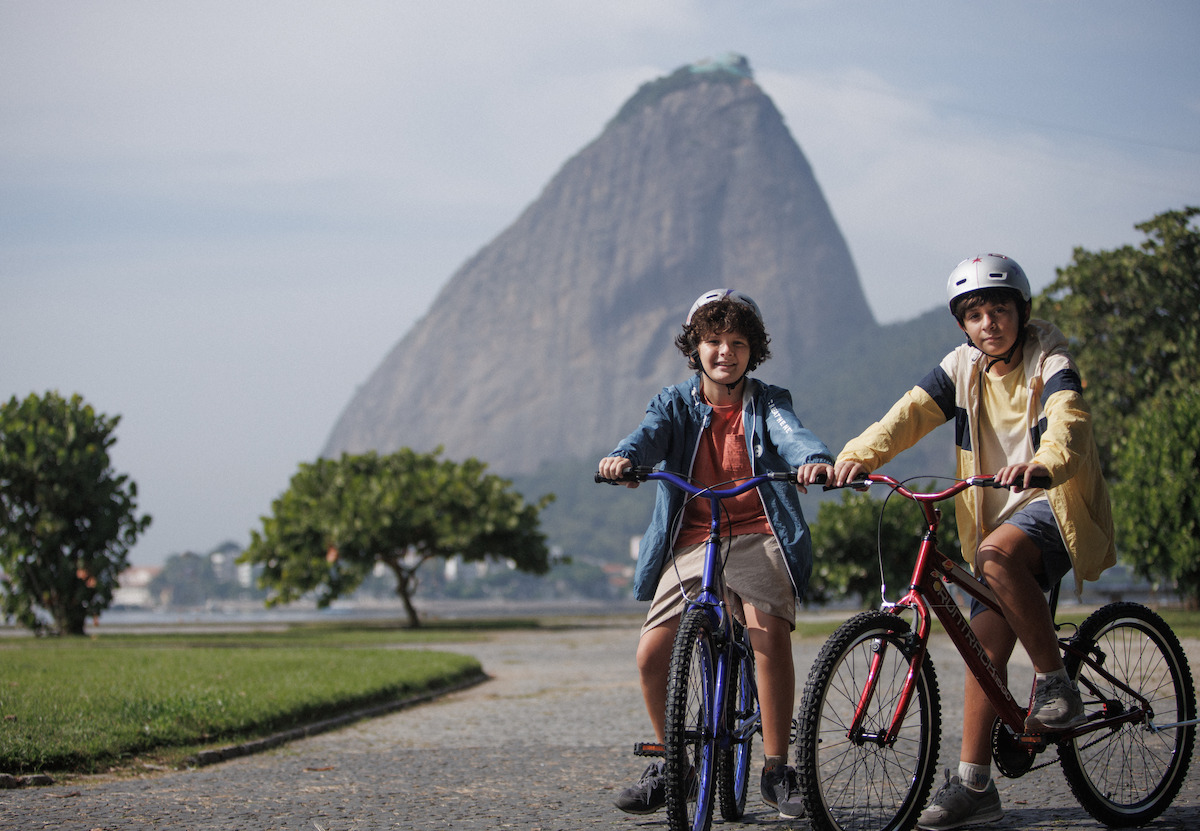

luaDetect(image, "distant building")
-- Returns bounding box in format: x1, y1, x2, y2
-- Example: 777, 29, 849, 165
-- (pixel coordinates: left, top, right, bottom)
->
112, 565, 161, 609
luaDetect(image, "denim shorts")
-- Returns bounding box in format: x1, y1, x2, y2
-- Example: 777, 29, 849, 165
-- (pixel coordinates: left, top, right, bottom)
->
968, 498, 1072, 619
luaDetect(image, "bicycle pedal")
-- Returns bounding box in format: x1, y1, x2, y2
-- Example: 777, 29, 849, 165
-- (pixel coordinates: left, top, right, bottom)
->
1016, 732, 1049, 748
634, 742, 666, 757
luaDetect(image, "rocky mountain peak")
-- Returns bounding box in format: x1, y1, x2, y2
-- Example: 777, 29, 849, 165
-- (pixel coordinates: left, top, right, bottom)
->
323, 57, 877, 473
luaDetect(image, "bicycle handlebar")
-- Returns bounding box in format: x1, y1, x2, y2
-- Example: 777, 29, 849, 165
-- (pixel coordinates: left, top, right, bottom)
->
594, 465, 798, 495
596, 468, 1049, 505
820, 472, 1053, 501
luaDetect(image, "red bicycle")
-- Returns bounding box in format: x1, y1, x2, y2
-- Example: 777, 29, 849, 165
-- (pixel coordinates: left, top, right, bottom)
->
794, 474, 1196, 831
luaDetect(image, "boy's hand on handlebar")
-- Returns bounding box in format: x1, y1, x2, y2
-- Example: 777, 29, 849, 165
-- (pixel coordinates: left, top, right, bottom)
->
598, 456, 639, 488
994, 462, 1050, 492
832, 459, 868, 488
795, 462, 834, 494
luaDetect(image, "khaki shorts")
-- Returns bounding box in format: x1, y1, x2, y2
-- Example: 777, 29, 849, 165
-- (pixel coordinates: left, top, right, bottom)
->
641, 533, 797, 635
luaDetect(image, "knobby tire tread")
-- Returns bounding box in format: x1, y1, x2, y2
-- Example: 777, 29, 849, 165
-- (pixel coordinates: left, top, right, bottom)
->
665, 607, 717, 831
795, 610, 941, 831
1059, 602, 1196, 827
716, 628, 754, 820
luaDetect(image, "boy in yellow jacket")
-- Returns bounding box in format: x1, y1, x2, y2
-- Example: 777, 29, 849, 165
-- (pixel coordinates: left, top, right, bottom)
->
832, 254, 1114, 830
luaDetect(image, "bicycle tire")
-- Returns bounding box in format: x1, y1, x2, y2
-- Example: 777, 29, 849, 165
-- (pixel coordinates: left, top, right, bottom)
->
795, 610, 942, 831
1059, 602, 1196, 827
716, 627, 756, 819
665, 607, 718, 831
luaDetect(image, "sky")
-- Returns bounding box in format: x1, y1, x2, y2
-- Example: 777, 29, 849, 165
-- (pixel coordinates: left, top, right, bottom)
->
3, 1, 1199, 568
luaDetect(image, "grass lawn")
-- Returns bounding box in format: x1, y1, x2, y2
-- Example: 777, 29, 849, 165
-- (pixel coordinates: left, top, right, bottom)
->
0, 620, 506, 776
3, 606, 1194, 779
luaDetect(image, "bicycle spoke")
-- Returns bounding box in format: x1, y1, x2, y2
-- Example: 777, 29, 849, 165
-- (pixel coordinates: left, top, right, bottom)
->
797, 611, 940, 831
1060, 604, 1195, 826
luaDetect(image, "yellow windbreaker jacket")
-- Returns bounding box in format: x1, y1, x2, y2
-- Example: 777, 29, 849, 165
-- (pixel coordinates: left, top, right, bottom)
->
837, 319, 1115, 594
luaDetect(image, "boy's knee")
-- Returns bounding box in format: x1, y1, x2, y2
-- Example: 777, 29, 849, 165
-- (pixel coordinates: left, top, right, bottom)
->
747, 617, 793, 658
636, 625, 675, 671
978, 543, 1041, 587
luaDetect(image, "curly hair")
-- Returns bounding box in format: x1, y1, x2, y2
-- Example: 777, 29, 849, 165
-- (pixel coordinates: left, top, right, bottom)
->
674, 297, 771, 372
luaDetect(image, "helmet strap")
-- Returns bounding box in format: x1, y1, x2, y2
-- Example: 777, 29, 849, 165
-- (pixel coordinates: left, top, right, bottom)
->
691, 348, 748, 397
700, 366, 747, 396
976, 325, 1027, 372
963, 299, 1031, 372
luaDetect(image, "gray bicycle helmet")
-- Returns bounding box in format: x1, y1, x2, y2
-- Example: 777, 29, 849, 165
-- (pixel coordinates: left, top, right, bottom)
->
946, 254, 1031, 313
685, 289, 764, 325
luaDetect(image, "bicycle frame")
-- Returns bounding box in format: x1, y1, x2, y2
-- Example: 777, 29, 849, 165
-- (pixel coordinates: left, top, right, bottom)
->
847, 474, 1162, 750
797, 473, 1197, 831
879, 501, 1029, 742
598, 465, 799, 828
627, 468, 788, 741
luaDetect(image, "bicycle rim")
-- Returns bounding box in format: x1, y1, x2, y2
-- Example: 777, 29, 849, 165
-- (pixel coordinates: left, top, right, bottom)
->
1060, 602, 1196, 826
717, 634, 756, 820
796, 611, 941, 831
665, 607, 718, 831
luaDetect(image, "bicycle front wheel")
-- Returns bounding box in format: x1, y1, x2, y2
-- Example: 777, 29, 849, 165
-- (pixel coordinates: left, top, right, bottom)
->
716, 626, 757, 820
1060, 602, 1196, 827
795, 610, 942, 831
665, 607, 718, 831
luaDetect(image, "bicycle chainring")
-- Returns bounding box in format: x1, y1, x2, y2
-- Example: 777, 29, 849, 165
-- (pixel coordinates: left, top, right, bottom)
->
991, 718, 1037, 778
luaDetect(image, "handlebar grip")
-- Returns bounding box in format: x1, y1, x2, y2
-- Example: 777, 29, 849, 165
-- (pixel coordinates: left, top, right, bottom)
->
989, 475, 1053, 490
594, 465, 654, 484
818, 473, 870, 491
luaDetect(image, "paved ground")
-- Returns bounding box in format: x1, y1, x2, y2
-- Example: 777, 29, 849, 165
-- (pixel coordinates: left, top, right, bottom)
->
3, 615, 1200, 830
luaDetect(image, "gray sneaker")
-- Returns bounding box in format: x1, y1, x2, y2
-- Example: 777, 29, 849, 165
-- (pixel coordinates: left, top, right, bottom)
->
917, 769, 1003, 830
761, 764, 805, 819
614, 760, 695, 814
1025, 674, 1086, 732
615, 760, 666, 814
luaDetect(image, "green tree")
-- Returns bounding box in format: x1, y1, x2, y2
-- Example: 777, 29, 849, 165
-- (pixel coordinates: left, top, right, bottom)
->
1041, 206, 1200, 470
809, 482, 960, 608
240, 448, 553, 628
1040, 206, 1200, 593
0, 392, 151, 635
1110, 388, 1200, 607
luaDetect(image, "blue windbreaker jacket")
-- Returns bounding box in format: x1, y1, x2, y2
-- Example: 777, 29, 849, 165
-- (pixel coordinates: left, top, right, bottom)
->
609, 376, 834, 602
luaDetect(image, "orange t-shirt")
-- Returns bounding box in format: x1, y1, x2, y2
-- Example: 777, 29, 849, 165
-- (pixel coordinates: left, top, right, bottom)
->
674, 402, 771, 548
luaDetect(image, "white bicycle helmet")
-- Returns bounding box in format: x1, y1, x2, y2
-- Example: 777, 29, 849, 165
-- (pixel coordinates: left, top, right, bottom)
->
685, 289, 764, 325
946, 254, 1031, 312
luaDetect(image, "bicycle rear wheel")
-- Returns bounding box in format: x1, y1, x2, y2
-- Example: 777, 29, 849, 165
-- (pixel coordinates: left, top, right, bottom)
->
665, 607, 718, 831
1060, 602, 1196, 826
716, 626, 757, 820
796, 610, 941, 831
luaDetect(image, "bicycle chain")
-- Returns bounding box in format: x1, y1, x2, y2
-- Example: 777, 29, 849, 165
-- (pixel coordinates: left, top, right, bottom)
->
994, 729, 1115, 777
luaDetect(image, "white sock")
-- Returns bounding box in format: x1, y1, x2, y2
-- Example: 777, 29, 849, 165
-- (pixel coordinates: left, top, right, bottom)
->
1035, 667, 1070, 682
958, 761, 991, 792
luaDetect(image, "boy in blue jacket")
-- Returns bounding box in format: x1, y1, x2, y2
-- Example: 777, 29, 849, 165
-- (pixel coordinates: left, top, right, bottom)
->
599, 289, 833, 820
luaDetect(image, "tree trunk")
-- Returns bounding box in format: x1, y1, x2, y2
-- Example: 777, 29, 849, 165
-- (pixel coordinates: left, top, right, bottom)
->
393, 569, 422, 628
56, 605, 88, 636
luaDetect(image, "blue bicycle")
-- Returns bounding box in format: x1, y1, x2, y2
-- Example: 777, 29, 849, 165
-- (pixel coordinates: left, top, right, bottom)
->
597, 466, 799, 831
